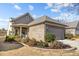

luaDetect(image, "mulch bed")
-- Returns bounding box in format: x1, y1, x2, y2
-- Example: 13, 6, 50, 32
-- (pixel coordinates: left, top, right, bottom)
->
25, 40, 72, 49
0, 41, 23, 51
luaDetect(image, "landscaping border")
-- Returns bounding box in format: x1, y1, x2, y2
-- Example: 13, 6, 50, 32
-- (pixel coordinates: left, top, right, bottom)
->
20, 42, 77, 51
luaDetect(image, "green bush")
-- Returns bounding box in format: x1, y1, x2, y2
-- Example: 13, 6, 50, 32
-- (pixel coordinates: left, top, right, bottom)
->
65, 33, 73, 39
45, 32, 56, 43
5, 35, 15, 42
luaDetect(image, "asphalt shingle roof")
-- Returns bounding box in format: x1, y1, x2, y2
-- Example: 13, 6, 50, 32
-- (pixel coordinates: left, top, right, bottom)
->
28, 15, 66, 26
11, 13, 34, 24
11, 13, 66, 27
66, 20, 79, 28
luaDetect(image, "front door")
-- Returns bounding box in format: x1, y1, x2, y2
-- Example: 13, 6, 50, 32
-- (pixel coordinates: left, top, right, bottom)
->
22, 28, 27, 38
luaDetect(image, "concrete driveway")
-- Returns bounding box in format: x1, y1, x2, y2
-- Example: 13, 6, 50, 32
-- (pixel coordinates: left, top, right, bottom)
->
58, 39, 79, 50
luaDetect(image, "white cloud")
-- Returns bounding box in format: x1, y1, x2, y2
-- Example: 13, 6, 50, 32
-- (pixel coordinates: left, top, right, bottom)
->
62, 3, 70, 7
62, 3, 74, 7
0, 19, 9, 21
0, 19, 9, 29
45, 3, 61, 12
60, 13, 70, 17
55, 3, 74, 8
45, 3, 53, 9
45, 3, 74, 9
54, 13, 71, 20
32, 14, 43, 19
54, 12, 79, 22
14, 4, 21, 10
51, 8, 60, 13
32, 14, 37, 18
28, 5, 34, 11
47, 3, 53, 7
45, 3, 74, 13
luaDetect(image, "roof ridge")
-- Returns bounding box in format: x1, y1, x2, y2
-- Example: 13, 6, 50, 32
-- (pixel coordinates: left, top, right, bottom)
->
14, 12, 30, 20
37, 15, 51, 21
43, 15, 48, 21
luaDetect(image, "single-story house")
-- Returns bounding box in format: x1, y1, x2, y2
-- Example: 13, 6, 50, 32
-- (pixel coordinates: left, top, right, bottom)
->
7, 13, 66, 41
66, 20, 79, 36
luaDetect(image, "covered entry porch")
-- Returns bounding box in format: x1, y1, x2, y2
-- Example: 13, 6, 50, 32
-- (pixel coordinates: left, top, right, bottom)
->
12, 24, 28, 38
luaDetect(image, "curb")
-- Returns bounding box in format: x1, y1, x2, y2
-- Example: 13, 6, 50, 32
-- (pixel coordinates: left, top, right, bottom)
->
20, 42, 77, 51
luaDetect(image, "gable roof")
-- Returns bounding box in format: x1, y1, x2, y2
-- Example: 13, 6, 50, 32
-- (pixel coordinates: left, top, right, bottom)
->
14, 13, 31, 20
10, 13, 66, 27
66, 20, 79, 28
28, 15, 66, 26
11, 13, 34, 24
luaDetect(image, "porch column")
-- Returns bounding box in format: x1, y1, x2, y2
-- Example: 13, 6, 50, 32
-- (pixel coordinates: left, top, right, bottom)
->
20, 26, 22, 37
12, 27, 15, 35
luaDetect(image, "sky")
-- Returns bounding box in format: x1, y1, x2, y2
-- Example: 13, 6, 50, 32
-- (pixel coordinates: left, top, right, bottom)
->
0, 3, 79, 29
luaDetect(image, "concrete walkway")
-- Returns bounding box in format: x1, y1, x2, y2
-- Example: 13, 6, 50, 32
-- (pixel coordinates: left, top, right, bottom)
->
58, 39, 79, 50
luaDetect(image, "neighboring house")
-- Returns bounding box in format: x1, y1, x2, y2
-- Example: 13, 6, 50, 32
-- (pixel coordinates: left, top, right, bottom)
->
7, 13, 66, 41
66, 20, 79, 35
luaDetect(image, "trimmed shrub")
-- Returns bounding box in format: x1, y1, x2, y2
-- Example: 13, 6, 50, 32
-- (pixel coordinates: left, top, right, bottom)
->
5, 35, 15, 42
45, 32, 56, 43
65, 33, 73, 39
